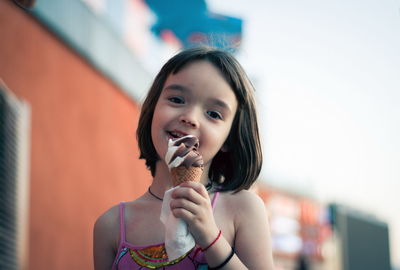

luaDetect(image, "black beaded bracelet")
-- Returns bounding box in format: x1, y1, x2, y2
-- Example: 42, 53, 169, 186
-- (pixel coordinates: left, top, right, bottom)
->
208, 247, 235, 270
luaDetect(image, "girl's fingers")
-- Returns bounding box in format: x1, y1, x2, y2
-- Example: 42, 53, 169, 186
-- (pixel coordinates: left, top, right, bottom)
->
172, 187, 203, 205
170, 183, 213, 223
171, 207, 195, 222
170, 198, 198, 216
181, 181, 209, 197
173, 181, 209, 200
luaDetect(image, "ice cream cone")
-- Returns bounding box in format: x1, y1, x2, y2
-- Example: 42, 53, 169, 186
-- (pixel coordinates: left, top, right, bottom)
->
171, 166, 203, 187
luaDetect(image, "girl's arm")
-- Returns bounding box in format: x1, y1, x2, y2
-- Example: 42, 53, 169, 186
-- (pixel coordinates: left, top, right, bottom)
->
93, 207, 119, 270
202, 190, 274, 269
171, 183, 274, 269
230, 190, 274, 269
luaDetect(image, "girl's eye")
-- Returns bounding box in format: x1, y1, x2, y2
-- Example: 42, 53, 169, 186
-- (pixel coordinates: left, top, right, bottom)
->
207, 111, 222, 120
168, 97, 184, 104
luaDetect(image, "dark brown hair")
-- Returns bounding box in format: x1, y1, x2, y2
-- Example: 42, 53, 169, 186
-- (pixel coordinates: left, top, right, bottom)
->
137, 47, 262, 192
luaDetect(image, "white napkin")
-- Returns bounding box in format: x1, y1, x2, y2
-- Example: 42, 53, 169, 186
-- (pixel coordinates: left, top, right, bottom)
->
160, 187, 196, 261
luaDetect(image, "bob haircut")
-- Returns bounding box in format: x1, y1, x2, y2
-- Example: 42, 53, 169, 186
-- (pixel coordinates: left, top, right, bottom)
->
137, 46, 262, 192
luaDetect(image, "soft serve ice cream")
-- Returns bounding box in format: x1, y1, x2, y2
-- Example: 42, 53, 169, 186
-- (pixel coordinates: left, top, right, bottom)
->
165, 135, 204, 186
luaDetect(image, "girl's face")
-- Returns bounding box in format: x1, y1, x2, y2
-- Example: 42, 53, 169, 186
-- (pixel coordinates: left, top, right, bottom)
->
151, 60, 238, 169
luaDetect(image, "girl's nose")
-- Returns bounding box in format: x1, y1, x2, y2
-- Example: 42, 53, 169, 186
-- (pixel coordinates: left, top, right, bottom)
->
179, 113, 199, 128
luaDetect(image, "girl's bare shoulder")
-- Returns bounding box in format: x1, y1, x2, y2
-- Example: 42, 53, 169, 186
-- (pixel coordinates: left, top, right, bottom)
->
93, 203, 121, 253
96, 203, 118, 224
94, 197, 143, 229
219, 189, 267, 221
94, 204, 120, 236
95, 196, 152, 226
221, 189, 265, 209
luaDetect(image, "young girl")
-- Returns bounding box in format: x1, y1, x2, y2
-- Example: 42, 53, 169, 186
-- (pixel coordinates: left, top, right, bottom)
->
93, 47, 274, 269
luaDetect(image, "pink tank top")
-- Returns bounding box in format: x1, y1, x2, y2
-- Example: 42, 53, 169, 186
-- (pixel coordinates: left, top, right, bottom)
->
112, 192, 220, 269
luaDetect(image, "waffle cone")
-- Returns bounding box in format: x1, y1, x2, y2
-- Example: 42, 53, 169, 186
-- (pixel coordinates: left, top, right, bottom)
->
171, 166, 203, 187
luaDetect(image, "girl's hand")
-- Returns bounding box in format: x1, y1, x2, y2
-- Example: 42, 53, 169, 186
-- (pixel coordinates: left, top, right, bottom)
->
170, 181, 220, 248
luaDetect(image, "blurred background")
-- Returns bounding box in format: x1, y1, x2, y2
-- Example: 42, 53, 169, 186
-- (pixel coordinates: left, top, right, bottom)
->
1, 0, 399, 269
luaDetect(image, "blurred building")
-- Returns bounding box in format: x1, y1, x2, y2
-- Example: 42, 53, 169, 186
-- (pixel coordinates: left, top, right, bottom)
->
328, 204, 391, 270
257, 185, 331, 270
256, 184, 392, 270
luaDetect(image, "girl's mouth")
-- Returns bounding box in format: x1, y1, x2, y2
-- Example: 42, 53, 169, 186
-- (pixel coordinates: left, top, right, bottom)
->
167, 130, 188, 139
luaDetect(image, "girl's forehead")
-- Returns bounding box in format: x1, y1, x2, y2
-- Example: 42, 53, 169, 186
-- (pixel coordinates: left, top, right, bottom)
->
165, 61, 230, 89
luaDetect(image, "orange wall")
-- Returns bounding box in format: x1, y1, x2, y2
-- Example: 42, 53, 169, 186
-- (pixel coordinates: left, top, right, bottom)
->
0, 1, 151, 269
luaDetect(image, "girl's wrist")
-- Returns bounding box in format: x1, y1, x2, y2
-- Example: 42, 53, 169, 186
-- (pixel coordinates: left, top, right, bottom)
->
203, 235, 236, 269
201, 230, 222, 252
199, 227, 221, 249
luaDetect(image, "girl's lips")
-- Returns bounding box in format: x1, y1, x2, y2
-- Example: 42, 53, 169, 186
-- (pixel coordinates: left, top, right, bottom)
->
167, 130, 189, 139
